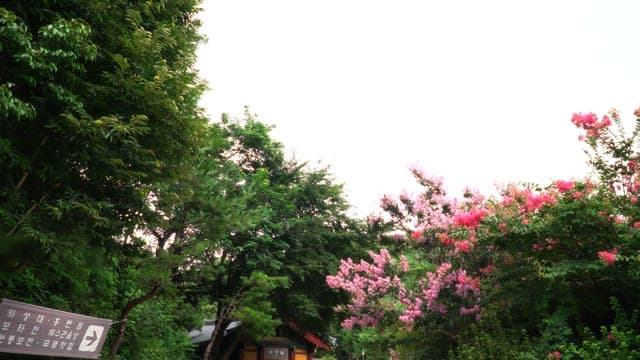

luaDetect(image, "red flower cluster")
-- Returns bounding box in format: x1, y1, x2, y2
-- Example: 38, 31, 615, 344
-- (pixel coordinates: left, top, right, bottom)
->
453, 208, 487, 229
571, 112, 612, 140
597, 250, 616, 265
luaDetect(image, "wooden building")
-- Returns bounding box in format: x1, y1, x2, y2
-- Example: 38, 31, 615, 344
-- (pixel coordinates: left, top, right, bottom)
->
189, 321, 330, 360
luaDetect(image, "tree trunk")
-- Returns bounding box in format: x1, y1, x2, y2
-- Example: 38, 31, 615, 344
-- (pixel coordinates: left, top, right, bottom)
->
203, 287, 244, 360
108, 283, 161, 360
203, 317, 230, 360
15, 136, 48, 193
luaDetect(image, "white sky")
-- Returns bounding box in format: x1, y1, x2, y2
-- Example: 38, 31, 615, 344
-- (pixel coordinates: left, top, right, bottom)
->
195, 0, 640, 216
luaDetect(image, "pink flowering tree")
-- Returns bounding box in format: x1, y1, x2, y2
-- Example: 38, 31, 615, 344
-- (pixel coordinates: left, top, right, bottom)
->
325, 249, 406, 330
328, 166, 497, 358
328, 108, 640, 359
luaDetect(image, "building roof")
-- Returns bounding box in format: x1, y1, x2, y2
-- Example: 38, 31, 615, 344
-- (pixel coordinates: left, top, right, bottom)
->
188, 320, 242, 344
188, 320, 330, 351
303, 332, 330, 351
285, 321, 330, 351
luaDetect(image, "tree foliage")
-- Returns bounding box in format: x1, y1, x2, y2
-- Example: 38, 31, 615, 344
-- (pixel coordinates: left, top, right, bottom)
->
1, 1, 206, 358
1, 4, 370, 355
0, 0, 207, 263
328, 108, 640, 359
174, 112, 372, 359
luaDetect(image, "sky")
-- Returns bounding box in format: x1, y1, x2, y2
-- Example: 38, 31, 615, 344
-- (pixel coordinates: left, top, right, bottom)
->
195, 0, 640, 216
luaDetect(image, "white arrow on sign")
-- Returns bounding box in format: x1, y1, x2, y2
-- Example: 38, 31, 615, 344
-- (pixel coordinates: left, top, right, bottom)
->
78, 325, 105, 352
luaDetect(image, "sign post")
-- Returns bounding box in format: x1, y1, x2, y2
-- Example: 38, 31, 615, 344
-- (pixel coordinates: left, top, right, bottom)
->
0, 298, 112, 359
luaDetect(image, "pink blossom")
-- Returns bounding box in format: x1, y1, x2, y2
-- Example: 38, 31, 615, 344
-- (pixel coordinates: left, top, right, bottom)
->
555, 180, 575, 193
479, 264, 495, 274
368, 214, 381, 227
468, 232, 477, 243
425, 270, 482, 317
459, 305, 480, 315
389, 349, 399, 360
571, 112, 598, 127
610, 108, 620, 119
340, 314, 378, 329
572, 191, 584, 200
462, 187, 485, 206
437, 232, 455, 246
399, 297, 422, 325
326, 249, 408, 330
571, 112, 611, 139
399, 255, 410, 272
453, 208, 488, 229
411, 230, 424, 242
381, 194, 395, 209
422, 262, 454, 314
369, 248, 392, 268
341, 317, 355, 329
632, 197, 638, 205
455, 272, 480, 298
454, 240, 473, 253
598, 250, 617, 265
521, 190, 557, 213
633, 221, 640, 229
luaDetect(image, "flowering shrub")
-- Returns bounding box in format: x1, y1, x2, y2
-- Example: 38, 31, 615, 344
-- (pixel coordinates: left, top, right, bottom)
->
327, 107, 640, 358
325, 249, 404, 329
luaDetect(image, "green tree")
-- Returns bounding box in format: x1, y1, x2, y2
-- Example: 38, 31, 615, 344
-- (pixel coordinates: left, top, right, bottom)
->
1, 1, 208, 358
175, 112, 370, 359
1, 0, 207, 265
271, 167, 373, 333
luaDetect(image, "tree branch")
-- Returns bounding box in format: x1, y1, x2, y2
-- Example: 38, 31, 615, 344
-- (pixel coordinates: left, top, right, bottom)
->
8, 182, 60, 237
108, 283, 162, 360
15, 136, 48, 193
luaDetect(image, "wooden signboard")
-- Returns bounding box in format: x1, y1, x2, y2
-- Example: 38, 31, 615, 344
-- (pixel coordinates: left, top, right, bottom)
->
0, 299, 112, 359
264, 346, 289, 360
